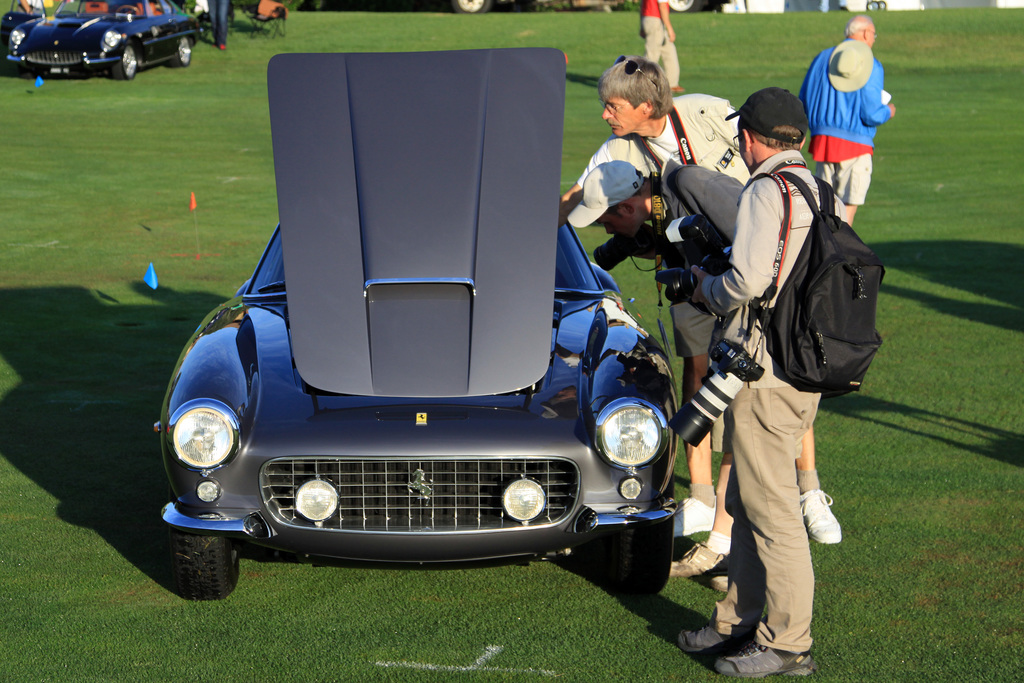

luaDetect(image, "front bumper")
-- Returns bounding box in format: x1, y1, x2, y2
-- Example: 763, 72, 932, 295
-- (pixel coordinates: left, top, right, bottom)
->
161, 496, 677, 565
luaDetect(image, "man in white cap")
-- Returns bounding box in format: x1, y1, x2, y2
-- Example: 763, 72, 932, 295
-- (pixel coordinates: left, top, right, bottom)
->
569, 160, 748, 583
800, 14, 895, 226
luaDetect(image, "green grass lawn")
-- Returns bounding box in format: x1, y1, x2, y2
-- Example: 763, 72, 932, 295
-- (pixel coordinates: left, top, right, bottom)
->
1, 7, 1022, 681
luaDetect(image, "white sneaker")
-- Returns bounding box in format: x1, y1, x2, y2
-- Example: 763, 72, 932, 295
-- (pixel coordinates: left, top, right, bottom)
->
800, 489, 842, 544
674, 497, 715, 537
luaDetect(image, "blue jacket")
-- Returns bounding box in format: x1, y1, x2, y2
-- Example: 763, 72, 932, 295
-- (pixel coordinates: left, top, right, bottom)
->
799, 41, 891, 148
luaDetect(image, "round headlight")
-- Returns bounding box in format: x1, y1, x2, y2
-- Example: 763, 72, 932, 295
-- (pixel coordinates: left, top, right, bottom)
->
102, 29, 122, 50
619, 477, 643, 500
503, 478, 546, 522
10, 28, 26, 51
597, 399, 667, 468
169, 400, 239, 469
295, 480, 338, 522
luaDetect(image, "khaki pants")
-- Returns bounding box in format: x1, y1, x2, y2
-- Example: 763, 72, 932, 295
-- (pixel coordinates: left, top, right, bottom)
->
641, 16, 680, 89
711, 384, 820, 652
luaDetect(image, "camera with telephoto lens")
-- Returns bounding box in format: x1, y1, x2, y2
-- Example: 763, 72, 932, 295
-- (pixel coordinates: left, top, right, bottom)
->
654, 215, 732, 303
669, 339, 765, 446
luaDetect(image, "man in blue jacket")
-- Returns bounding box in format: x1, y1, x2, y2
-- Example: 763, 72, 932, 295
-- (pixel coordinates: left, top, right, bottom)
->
799, 15, 895, 225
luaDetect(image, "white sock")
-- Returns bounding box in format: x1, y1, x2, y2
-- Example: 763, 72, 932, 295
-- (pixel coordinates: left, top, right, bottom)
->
707, 530, 732, 556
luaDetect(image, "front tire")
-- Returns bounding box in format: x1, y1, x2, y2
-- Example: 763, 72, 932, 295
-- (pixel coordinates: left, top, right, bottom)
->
170, 36, 192, 68
169, 527, 240, 600
451, 0, 494, 13
111, 42, 139, 81
606, 518, 674, 594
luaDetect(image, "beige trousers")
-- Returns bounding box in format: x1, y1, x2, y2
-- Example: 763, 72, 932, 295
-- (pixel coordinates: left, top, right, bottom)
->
711, 383, 820, 652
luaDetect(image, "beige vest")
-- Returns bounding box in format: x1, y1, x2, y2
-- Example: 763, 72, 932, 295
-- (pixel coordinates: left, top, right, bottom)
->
605, 94, 749, 183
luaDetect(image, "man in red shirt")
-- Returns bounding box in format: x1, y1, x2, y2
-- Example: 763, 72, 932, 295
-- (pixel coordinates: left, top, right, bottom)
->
640, 0, 684, 94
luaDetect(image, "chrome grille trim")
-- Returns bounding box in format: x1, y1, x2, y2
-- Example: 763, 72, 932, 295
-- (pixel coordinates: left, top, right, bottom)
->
261, 457, 579, 532
25, 51, 85, 66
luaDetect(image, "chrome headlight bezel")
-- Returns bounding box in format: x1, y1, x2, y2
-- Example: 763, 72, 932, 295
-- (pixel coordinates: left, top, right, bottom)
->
101, 29, 123, 51
595, 398, 668, 469
168, 399, 240, 471
10, 27, 26, 51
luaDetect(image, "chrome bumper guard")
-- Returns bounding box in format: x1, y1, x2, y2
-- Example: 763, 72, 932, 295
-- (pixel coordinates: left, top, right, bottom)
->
574, 498, 677, 533
162, 502, 272, 539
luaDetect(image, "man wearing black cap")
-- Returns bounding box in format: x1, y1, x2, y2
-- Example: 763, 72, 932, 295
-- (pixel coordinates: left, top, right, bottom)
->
675, 87, 844, 677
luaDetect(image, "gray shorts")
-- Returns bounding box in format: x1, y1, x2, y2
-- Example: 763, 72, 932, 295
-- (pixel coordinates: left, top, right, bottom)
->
815, 153, 873, 206
670, 302, 715, 359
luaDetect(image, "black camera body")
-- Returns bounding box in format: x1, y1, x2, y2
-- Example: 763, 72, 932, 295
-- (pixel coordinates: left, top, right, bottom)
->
668, 339, 765, 446
654, 215, 732, 304
592, 231, 655, 271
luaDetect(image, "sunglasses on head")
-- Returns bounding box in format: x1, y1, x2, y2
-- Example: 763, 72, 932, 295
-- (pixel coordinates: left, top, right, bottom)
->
615, 55, 658, 89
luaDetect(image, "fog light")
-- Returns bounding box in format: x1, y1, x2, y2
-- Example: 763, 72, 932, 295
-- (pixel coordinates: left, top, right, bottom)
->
503, 478, 546, 522
619, 477, 642, 500
196, 479, 221, 502
295, 480, 338, 522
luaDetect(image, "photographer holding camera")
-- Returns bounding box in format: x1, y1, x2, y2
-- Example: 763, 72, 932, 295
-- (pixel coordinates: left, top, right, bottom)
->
676, 88, 845, 677
567, 160, 744, 574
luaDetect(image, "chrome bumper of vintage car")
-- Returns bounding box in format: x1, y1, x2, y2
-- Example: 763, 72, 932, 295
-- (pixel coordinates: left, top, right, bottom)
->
579, 500, 677, 531
162, 495, 677, 540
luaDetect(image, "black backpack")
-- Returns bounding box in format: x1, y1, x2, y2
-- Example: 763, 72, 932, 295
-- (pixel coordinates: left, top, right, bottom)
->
757, 170, 885, 396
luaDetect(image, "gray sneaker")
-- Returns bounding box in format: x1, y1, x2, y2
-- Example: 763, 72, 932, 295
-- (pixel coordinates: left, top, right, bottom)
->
714, 640, 817, 677
677, 623, 754, 656
670, 542, 728, 578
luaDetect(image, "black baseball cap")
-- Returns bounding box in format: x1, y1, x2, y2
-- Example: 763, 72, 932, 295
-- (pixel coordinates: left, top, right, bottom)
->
726, 87, 808, 144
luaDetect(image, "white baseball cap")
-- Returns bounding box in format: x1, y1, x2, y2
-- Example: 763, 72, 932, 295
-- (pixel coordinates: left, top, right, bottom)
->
567, 161, 644, 228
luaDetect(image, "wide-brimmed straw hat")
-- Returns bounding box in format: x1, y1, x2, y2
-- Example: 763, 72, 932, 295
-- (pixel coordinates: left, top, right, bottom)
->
828, 39, 874, 92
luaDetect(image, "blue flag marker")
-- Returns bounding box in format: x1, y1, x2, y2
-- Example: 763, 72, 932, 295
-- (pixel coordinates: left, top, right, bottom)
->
144, 263, 159, 290
35, 76, 43, 88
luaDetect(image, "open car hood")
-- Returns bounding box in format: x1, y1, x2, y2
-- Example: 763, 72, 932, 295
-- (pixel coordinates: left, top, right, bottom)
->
267, 49, 565, 398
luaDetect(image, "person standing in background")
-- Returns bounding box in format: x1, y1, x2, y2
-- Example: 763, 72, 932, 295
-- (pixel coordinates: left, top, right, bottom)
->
800, 14, 895, 225
209, 0, 230, 50
640, 0, 684, 94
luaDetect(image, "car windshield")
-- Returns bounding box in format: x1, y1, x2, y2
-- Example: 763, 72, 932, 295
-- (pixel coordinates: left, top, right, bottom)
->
55, 0, 171, 15
9, 0, 44, 14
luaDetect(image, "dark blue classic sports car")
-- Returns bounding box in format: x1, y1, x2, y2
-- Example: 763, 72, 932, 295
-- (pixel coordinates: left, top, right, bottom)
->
6, 0, 196, 80
157, 49, 679, 601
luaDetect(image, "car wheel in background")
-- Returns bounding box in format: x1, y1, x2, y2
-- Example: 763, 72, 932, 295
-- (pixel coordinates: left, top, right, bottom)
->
169, 527, 240, 600
111, 42, 138, 80
606, 517, 674, 594
170, 36, 192, 68
451, 0, 494, 13
668, 0, 707, 11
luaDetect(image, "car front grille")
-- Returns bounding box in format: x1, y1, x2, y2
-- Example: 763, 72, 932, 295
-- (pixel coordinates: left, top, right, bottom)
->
261, 457, 579, 532
25, 51, 84, 66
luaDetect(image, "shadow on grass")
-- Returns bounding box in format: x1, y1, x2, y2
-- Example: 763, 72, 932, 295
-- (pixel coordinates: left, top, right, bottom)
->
822, 392, 1023, 468
875, 240, 1024, 334
0, 284, 228, 592
556, 536, 711, 669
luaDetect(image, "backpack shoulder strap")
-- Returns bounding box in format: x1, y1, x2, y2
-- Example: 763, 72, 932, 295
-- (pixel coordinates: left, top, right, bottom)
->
777, 170, 841, 233
752, 171, 794, 306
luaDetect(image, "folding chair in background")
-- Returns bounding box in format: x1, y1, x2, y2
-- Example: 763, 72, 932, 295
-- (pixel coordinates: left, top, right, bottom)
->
244, 0, 286, 39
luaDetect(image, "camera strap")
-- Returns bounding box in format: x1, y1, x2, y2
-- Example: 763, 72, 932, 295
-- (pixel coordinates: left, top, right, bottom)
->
638, 108, 696, 170
649, 171, 669, 311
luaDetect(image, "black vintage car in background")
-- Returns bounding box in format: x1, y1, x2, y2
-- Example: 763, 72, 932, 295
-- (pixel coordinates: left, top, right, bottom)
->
2, 0, 41, 46
6, 0, 196, 80
158, 49, 679, 601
